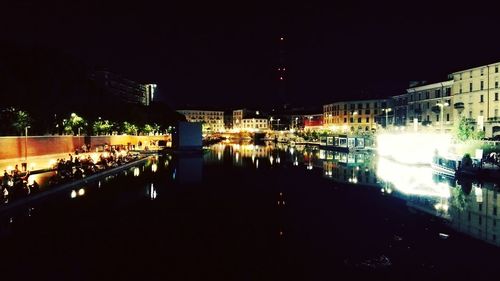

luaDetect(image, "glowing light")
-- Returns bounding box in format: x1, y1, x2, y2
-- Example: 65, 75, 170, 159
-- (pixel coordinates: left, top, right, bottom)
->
151, 163, 158, 172
150, 183, 157, 200
376, 132, 452, 165
269, 155, 274, 164
307, 163, 313, 170
133, 167, 140, 177
256, 159, 259, 169
376, 157, 451, 198
48, 159, 57, 167
78, 188, 85, 196
71, 190, 77, 198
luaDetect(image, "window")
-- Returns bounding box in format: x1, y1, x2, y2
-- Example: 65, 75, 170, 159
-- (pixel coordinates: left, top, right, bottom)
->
350, 104, 355, 110
470, 82, 473, 92
426, 102, 430, 109
480, 110, 484, 116
426, 92, 430, 99
357, 117, 361, 123
426, 115, 430, 121
480, 95, 484, 102
446, 113, 450, 121
418, 93, 421, 100
344, 118, 347, 123
479, 204, 482, 211
470, 71, 473, 78
469, 111, 473, 118
435, 89, 441, 98
495, 92, 499, 101
481, 81, 484, 90
436, 115, 439, 121
459, 73, 462, 80
496, 66, 499, 73
496, 81, 499, 89
366, 117, 369, 123
374, 109, 378, 115
494, 207, 497, 216
350, 118, 353, 123
481, 68, 484, 76
358, 103, 363, 109
344, 104, 347, 110
366, 103, 370, 108
459, 84, 463, 94
365, 109, 370, 114
365, 126, 369, 131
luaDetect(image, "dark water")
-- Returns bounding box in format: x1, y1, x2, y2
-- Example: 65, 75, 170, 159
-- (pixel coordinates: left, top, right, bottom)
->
0, 142, 499, 280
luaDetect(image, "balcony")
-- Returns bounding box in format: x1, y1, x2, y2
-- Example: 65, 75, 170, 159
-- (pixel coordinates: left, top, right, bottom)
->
488, 117, 500, 123
454, 102, 464, 110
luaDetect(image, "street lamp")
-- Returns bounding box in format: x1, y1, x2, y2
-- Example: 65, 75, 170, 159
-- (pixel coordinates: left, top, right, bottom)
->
270, 117, 274, 130
436, 102, 449, 133
25, 125, 31, 162
348, 111, 358, 133
277, 119, 281, 131
382, 108, 392, 128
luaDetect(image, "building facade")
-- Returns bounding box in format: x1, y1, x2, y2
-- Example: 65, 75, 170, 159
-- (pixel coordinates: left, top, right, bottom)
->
91, 70, 154, 106
323, 99, 389, 133
406, 80, 453, 132
176, 110, 225, 132
233, 109, 261, 130
451, 63, 500, 138
240, 118, 269, 131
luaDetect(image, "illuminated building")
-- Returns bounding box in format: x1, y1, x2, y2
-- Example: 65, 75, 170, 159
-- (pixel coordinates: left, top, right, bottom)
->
451, 63, 500, 138
240, 118, 269, 131
405, 80, 453, 132
176, 109, 225, 132
232, 109, 262, 130
90, 70, 155, 106
323, 99, 389, 132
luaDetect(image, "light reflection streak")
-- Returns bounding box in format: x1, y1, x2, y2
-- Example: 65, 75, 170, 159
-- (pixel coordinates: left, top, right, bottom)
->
376, 157, 450, 198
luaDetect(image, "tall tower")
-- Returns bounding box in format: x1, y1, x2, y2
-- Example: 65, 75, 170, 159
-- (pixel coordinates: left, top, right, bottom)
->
277, 35, 288, 109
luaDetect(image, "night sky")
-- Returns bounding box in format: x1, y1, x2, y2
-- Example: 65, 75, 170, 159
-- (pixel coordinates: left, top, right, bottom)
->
2, 1, 500, 109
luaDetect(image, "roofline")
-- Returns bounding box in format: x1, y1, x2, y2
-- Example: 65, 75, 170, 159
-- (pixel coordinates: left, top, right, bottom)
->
451, 62, 500, 74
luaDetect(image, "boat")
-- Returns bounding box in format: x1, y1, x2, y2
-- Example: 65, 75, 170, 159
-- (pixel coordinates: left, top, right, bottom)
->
431, 154, 459, 177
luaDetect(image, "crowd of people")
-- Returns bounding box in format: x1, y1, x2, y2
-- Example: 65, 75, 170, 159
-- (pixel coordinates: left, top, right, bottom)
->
1, 145, 142, 204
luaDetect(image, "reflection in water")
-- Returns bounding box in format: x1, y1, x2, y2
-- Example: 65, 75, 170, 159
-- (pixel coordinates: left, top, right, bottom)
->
205, 142, 500, 247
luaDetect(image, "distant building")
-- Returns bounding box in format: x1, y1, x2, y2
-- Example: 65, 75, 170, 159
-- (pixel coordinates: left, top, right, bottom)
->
405, 80, 453, 132
176, 109, 225, 133
241, 118, 269, 131
91, 70, 155, 106
451, 63, 500, 138
232, 109, 261, 130
323, 99, 389, 133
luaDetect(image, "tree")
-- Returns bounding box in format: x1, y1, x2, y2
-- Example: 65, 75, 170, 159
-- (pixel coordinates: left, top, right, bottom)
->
62, 113, 86, 135
92, 119, 113, 135
12, 109, 32, 136
122, 121, 138, 135
142, 123, 154, 135
455, 116, 475, 142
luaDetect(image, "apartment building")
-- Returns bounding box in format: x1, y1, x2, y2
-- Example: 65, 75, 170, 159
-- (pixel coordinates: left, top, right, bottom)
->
323, 99, 389, 133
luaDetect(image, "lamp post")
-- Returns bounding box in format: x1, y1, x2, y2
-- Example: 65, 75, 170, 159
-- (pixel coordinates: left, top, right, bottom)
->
436, 102, 449, 133
270, 117, 274, 130
382, 108, 392, 128
24, 125, 31, 162
348, 111, 358, 133
277, 119, 280, 131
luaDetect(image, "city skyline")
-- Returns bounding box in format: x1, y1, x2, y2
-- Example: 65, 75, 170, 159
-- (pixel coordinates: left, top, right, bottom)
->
2, 1, 500, 109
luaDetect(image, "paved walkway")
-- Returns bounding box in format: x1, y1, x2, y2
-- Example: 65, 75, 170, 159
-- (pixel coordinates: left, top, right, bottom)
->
0, 152, 96, 174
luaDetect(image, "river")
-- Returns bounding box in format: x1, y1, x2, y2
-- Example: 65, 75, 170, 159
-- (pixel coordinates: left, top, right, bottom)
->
0, 142, 499, 280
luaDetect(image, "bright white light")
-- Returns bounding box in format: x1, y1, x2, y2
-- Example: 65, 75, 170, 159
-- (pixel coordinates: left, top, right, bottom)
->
78, 188, 85, 196
133, 167, 140, 177
71, 190, 77, 198
376, 132, 452, 165
376, 157, 451, 198
269, 155, 274, 165
151, 163, 158, 172
307, 163, 313, 170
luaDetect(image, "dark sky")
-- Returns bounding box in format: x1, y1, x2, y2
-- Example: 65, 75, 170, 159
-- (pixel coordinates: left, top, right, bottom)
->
2, 0, 500, 109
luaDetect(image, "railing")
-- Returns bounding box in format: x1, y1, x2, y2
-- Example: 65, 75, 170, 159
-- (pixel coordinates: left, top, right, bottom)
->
487, 117, 500, 122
